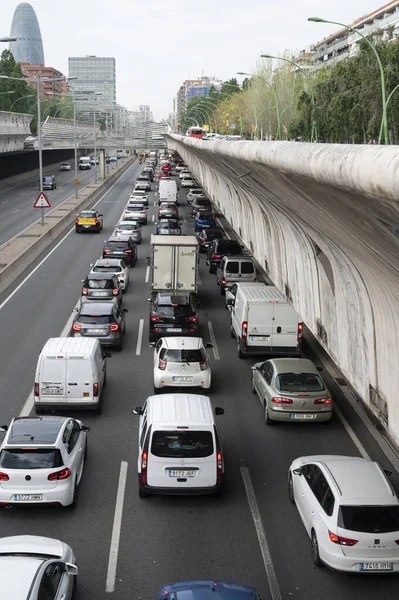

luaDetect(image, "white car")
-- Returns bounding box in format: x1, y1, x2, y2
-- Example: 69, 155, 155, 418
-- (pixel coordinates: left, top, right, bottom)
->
0, 416, 89, 507
181, 177, 195, 188
289, 455, 399, 572
114, 221, 142, 244
90, 257, 130, 291
60, 163, 71, 171
151, 337, 213, 393
129, 190, 149, 206
179, 170, 191, 179
0, 535, 78, 600
175, 164, 187, 172
124, 203, 147, 224
187, 188, 206, 204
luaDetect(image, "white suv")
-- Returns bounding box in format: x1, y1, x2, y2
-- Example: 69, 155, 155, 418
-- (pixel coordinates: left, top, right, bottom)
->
288, 455, 399, 572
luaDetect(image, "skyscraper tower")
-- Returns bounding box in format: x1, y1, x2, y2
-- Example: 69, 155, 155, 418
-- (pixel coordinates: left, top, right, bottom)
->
9, 3, 44, 65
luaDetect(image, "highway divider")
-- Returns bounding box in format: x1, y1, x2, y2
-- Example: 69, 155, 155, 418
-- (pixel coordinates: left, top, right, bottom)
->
0, 157, 136, 295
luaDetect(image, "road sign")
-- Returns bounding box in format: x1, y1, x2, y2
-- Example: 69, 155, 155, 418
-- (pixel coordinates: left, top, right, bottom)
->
230, 123, 236, 129
33, 192, 51, 208
74, 178, 80, 185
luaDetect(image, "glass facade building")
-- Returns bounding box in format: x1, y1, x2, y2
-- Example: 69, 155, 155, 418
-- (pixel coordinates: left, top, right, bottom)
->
9, 2, 44, 66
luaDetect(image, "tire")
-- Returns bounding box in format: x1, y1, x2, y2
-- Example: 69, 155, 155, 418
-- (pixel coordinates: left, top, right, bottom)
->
251, 377, 256, 394
311, 531, 322, 566
95, 397, 103, 414
69, 480, 78, 508
288, 473, 295, 504
264, 403, 276, 425
71, 576, 77, 600
220, 285, 225, 296
35, 407, 45, 415
237, 339, 244, 358
153, 386, 161, 395
75, 228, 80, 233
84, 439, 88, 460
139, 484, 149, 498
230, 326, 235, 339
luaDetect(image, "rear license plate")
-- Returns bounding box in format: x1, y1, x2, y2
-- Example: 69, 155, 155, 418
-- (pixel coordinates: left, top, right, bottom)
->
250, 335, 270, 341
291, 414, 316, 420
172, 376, 194, 382
361, 563, 393, 571
87, 329, 105, 334
92, 291, 108, 297
42, 388, 63, 395
168, 470, 195, 477
83, 392, 90, 397
84, 225, 91, 228
14, 494, 42, 501
166, 328, 182, 332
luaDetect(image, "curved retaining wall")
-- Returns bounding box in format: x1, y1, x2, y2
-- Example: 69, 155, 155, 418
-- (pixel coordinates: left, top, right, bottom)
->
166, 135, 399, 444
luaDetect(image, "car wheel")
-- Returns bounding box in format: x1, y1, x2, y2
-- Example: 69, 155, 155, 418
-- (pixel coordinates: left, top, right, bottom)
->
95, 397, 103, 414
35, 407, 45, 415
84, 439, 88, 460
209, 266, 216, 273
230, 326, 235, 339
288, 473, 295, 504
264, 403, 276, 425
220, 285, 225, 296
75, 228, 80, 233
69, 479, 78, 508
311, 531, 322, 566
139, 483, 149, 498
251, 377, 256, 394
237, 339, 244, 358
153, 386, 161, 395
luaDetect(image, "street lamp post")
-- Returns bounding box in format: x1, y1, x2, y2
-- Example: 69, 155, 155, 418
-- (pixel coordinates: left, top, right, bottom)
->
9, 93, 35, 111
308, 16, 388, 145
238, 71, 282, 140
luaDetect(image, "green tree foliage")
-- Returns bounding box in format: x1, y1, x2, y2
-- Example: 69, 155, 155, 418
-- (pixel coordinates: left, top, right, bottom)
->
0, 49, 32, 114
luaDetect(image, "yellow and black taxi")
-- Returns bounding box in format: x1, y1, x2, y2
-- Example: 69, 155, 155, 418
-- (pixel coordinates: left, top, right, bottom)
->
75, 210, 103, 233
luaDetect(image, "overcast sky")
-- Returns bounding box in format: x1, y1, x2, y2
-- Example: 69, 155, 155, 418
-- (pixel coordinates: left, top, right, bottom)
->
2, 0, 386, 120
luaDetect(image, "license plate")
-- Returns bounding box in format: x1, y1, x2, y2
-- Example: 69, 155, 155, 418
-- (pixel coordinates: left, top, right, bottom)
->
92, 291, 108, 297
172, 376, 193, 382
168, 470, 195, 477
84, 225, 91, 228
291, 414, 316, 420
250, 335, 270, 341
87, 329, 105, 334
14, 494, 42, 501
361, 563, 393, 571
42, 388, 63, 395
83, 392, 90, 397
166, 328, 182, 332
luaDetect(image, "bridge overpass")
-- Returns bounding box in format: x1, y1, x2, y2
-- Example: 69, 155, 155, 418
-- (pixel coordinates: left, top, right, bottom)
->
166, 134, 399, 445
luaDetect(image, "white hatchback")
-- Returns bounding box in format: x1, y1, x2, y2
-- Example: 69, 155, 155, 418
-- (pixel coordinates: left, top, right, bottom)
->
151, 337, 212, 393
289, 455, 399, 572
0, 416, 89, 507
90, 257, 130, 291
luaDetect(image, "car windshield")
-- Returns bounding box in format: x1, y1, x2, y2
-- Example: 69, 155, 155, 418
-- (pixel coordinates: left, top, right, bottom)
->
151, 431, 213, 458
339, 506, 399, 533
106, 241, 128, 249
78, 314, 113, 324
0, 448, 63, 469
241, 262, 255, 274
160, 349, 204, 363
93, 266, 122, 273
225, 261, 239, 274
276, 373, 325, 392
87, 279, 114, 289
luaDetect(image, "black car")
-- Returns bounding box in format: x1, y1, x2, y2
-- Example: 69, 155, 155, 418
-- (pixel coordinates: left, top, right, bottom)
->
191, 198, 212, 217
142, 168, 154, 181
81, 272, 122, 306
155, 219, 182, 235
148, 293, 199, 342
71, 302, 127, 350
42, 175, 56, 190
103, 236, 137, 267
197, 228, 224, 252
206, 238, 243, 273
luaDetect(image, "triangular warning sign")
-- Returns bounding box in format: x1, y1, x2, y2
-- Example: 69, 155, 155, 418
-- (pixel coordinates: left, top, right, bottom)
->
34, 192, 51, 208
74, 178, 80, 185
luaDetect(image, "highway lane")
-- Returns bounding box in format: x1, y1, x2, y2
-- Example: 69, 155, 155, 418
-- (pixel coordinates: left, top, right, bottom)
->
0, 160, 121, 247
0, 162, 398, 599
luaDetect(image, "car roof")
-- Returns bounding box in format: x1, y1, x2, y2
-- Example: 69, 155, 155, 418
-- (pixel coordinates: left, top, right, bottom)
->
86, 272, 115, 280
79, 302, 114, 315
94, 259, 123, 266
0, 556, 44, 600
106, 236, 131, 242
160, 580, 259, 600
162, 337, 203, 349
147, 394, 214, 427
269, 358, 319, 375
6, 417, 66, 445
301, 456, 397, 504
0, 535, 64, 558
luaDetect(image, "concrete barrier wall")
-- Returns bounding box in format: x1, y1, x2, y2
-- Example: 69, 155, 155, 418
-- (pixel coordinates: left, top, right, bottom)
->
167, 135, 399, 444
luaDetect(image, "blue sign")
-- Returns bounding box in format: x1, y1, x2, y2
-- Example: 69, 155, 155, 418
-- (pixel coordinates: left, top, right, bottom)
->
230, 123, 236, 129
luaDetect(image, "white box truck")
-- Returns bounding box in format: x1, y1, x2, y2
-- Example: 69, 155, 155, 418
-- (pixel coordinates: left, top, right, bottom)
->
158, 179, 178, 205
148, 235, 199, 294
228, 284, 303, 358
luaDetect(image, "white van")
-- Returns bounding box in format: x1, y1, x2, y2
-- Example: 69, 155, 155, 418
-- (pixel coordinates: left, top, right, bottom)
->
158, 179, 178, 204
133, 394, 225, 497
34, 338, 110, 414
78, 156, 91, 170
229, 284, 303, 358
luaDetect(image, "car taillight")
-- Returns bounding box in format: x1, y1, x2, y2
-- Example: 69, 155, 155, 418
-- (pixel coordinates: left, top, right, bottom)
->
133, 229, 139, 233
116, 229, 123, 233
271, 397, 294, 404
212, 254, 221, 260
34, 382, 39, 397
94, 218, 99, 224
253, 277, 257, 282
93, 383, 99, 397
222, 277, 226, 285
109, 324, 119, 332
125, 249, 132, 253
158, 359, 166, 371
200, 360, 207, 371
112, 288, 119, 296
328, 531, 358, 546
314, 398, 333, 405
104, 248, 111, 253
187, 315, 197, 323
140, 450, 148, 483
241, 321, 248, 340
298, 322, 303, 342
72, 323, 82, 332
151, 315, 162, 322
217, 451, 223, 484
48, 468, 71, 481
75, 218, 79, 224
0, 472, 9, 481
82, 287, 88, 295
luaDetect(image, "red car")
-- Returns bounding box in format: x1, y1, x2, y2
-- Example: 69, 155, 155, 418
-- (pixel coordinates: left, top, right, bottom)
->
158, 171, 171, 180
161, 163, 171, 171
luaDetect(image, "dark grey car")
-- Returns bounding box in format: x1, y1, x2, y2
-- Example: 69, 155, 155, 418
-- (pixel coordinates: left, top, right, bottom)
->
71, 302, 128, 350
81, 273, 122, 306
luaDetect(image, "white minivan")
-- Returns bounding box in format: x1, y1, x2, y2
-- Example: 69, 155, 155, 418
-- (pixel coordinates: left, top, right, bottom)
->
133, 394, 224, 497
34, 337, 110, 414
229, 284, 303, 358
158, 179, 178, 204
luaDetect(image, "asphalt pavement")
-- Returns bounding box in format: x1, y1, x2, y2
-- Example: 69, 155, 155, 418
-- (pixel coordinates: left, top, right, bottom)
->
0, 160, 398, 600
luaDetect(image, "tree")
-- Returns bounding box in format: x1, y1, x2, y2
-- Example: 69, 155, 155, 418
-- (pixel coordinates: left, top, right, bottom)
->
0, 49, 33, 114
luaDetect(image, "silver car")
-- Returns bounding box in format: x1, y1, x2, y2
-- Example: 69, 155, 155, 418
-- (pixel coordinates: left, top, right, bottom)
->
251, 358, 333, 424
89, 258, 129, 291
0, 535, 78, 599
129, 190, 149, 207
114, 220, 142, 244
71, 302, 128, 350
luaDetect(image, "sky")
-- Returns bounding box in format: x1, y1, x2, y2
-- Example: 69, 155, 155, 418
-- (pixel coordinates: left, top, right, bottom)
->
2, 0, 389, 120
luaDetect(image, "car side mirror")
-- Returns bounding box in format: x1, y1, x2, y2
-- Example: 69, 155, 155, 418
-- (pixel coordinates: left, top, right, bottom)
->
98, 214, 103, 217
0, 425, 8, 432
317, 366, 323, 372
148, 342, 156, 348
205, 342, 213, 349
80, 425, 90, 432
146, 257, 151, 265
251, 365, 258, 371
65, 563, 78, 576
214, 407, 224, 416
81, 279, 85, 283
293, 468, 302, 476
132, 406, 143, 415
89, 263, 94, 267
383, 468, 393, 477
147, 298, 152, 303
73, 308, 79, 312
104, 351, 112, 358
104, 240, 107, 243
226, 297, 234, 306
123, 308, 128, 313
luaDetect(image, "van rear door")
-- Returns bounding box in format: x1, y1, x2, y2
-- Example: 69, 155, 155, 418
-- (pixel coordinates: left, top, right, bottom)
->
66, 357, 93, 405
147, 428, 217, 489
246, 303, 273, 349
271, 303, 300, 352
39, 357, 66, 403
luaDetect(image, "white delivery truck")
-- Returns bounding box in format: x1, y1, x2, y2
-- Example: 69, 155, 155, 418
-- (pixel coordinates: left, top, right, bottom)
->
148, 235, 199, 295
158, 178, 178, 205
228, 284, 303, 358
78, 156, 91, 170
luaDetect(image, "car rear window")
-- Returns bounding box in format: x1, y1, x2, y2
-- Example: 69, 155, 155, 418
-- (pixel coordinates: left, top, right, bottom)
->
217, 241, 241, 253
276, 373, 325, 392
118, 223, 136, 230
241, 262, 255, 274
196, 200, 211, 207
151, 431, 213, 458
225, 261, 239, 274
93, 266, 122, 273
199, 213, 214, 220
78, 315, 113, 324
156, 305, 193, 317
339, 506, 399, 533
79, 212, 95, 218
87, 279, 114, 289
106, 241, 128, 249
160, 349, 204, 362
0, 448, 63, 469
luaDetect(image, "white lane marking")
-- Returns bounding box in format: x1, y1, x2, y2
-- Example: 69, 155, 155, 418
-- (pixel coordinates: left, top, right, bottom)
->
241, 466, 282, 600
334, 405, 370, 460
207, 321, 220, 360
153, 200, 156, 207
20, 192, 26, 196
12, 209, 20, 214
136, 318, 144, 356
105, 460, 128, 593
197, 273, 202, 285
2, 199, 10, 204
145, 265, 150, 283
0, 163, 134, 312
152, 214, 154, 222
